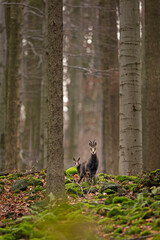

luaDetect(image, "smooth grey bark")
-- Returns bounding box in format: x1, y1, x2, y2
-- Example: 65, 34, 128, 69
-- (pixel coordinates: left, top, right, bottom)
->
143, 0, 160, 171
119, 0, 142, 175
46, 0, 65, 199
0, 0, 6, 171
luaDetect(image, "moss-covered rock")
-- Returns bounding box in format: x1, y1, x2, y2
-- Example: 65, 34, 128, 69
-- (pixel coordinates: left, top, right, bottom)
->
101, 182, 121, 193
65, 183, 83, 196
66, 167, 77, 176
112, 196, 129, 204
27, 178, 43, 187
107, 207, 121, 217
11, 179, 28, 192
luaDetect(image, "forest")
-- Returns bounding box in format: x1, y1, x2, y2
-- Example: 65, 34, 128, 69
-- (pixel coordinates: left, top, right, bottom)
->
0, 0, 160, 239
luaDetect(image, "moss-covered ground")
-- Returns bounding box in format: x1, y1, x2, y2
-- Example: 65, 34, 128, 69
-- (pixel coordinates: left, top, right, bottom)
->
0, 168, 160, 239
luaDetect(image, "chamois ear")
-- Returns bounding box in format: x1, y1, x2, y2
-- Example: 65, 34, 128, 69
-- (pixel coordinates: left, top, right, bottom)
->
73, 158, 76, 162
89, 140, 92, 147
93, 140, 97, 146
78, 157, 80, 161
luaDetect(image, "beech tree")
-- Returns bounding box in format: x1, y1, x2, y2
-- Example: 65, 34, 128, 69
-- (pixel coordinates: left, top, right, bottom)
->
119, 0, 142, 175
5, 1, 22, 170
142, 0, 160, 171
46, 0, 65, 198
0, 0, 6, 171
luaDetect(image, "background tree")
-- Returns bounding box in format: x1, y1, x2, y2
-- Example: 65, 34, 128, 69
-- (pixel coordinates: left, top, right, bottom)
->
0, 0, 6, 171
5, 0, 22, 171
142, 0, 160, 171
46, 0, 65, 198
99, 0, 119, 174
119, 0, 142, 175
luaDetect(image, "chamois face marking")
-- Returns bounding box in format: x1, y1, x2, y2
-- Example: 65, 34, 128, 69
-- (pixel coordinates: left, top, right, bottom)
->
73, 157, 80, 167
89, 140, 97, 155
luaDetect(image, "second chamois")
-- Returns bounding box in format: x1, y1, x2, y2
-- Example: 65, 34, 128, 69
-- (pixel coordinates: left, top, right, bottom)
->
73, 157, 87, 183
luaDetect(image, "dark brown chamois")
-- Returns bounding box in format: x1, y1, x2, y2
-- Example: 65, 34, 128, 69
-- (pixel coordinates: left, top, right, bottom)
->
73, 157, 87, 183
86, 140, 99, 184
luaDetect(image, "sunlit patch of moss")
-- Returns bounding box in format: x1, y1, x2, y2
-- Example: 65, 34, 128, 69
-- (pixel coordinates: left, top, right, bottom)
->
66, 167, 77, 176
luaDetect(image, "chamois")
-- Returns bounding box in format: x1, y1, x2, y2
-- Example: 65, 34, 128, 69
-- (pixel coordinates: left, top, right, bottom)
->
86, 140, 99, 184
73, 157, 87, 183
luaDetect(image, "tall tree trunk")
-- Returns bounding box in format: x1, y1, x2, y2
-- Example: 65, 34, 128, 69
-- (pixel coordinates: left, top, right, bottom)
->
5, 1, 22, 171
46, 0, 65, 198
40, 0, 48, 169
119, 0, 142, 175
142, 0, 160, 171
99, 0, 119, 174
0, 0, 6, 171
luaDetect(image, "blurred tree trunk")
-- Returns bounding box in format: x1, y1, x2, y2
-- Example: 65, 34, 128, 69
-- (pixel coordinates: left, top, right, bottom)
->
46, 0, 65, 198
99, 0, 119, 174
143, 0, 160, 171
67, 0, 83, 166
5, 1, 22, 171
119, 0, 142, 175
40, 0, 48, 169
22, 1, 43, 170
0, 0, 6, 171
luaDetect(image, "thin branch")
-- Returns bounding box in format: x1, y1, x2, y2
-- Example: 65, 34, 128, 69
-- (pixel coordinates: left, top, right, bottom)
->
1, 2, 44, 16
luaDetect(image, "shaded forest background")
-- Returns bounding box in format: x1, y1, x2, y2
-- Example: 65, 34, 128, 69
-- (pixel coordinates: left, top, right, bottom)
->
0, 0, 160, 176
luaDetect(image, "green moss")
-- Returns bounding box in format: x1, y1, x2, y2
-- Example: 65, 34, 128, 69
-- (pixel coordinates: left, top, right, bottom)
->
117, 216, 128, 224
104, 195, 114, 205
129, 213, 143, 222
103, 224, 114, 233
66, 167, 77, 176
114, 227, 123, 234
103, 189, 115, 194
153, 234, 160, 240
128, 226, 141, 235
3, 234, 15, 240
140, 230, 151, 236
107, 207, 121, 217
113, 196, 129, 203
153, 219, 160, 230
142, 211, 153, 219
98, 217, 110, 225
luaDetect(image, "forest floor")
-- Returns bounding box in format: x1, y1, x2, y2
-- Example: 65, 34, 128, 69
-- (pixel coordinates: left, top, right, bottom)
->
0, 168, 160, 240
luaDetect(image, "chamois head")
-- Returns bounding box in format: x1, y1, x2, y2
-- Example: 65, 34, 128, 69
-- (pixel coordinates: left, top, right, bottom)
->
73, 157, 80, 167
89, 140, 97, 155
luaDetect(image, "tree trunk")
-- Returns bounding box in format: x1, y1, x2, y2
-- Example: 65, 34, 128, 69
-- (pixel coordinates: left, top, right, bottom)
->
0, 0, 6, 171
119, 0, 142, 175
5, 1, 22, 171
99, 0, 119, 174
143, 0, 160, 171
46, 0, 65, 199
